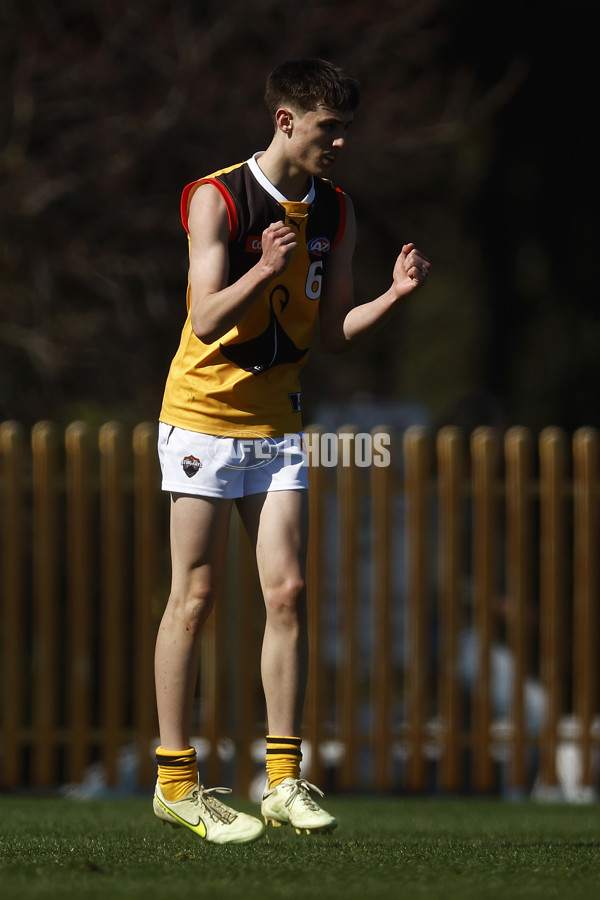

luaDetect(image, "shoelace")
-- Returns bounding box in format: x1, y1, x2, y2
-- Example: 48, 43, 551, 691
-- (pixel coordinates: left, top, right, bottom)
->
193, 784, 238, 824
284, 778, 324, 811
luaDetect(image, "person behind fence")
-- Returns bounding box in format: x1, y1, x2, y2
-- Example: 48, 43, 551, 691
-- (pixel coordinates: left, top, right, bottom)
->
153, 57, 431, 844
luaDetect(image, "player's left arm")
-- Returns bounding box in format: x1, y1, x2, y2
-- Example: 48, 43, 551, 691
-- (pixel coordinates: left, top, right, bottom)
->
319, 194, 431, 354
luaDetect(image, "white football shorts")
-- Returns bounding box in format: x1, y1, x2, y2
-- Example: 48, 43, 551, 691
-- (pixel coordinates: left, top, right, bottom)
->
158, 422, 308, 498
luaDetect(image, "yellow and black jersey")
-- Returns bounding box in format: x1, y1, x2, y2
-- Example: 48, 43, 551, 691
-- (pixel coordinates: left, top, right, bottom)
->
159, 153, 347, 436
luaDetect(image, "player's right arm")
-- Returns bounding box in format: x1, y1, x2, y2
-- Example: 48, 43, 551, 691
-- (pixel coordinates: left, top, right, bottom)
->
187, 183, 297, 344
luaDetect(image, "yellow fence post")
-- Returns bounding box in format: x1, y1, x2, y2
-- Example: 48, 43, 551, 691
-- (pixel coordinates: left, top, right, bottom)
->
437, 426, 465, 791
99, 422, 127, 785
31, 421, 60, 786
538, 427, 568, 791
504, 427, 534, 793
370, 426, 395, 791
470, 426, 500, 793
0, 422, 26, 786
337, 425, 359, 790
572, 427, 599, 789
305, 425, 326, 787
133, 422, 161, 786
235, 510, 264, 797
403, 426, 432, 791
65, 421, 94, 784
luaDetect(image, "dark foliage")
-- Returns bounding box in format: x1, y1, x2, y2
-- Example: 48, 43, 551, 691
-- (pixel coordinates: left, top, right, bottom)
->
0, 0, 596, 430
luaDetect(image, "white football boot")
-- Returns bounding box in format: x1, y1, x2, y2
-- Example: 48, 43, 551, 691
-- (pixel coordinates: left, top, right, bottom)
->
154, 778, 264, 844
261, 777, 338, 834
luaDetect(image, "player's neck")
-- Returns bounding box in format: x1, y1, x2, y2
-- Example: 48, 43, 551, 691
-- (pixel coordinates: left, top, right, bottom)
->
255, 148, 311, 202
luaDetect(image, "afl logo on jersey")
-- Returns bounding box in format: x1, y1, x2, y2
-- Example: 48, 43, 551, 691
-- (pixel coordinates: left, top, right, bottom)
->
307, 237, 331, 257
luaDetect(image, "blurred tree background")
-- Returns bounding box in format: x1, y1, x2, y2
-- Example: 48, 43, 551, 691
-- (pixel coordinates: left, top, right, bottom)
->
0, 0, 596, 433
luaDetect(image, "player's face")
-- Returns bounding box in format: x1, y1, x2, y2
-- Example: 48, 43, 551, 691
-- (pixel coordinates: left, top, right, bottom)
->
290, 105, 354, 176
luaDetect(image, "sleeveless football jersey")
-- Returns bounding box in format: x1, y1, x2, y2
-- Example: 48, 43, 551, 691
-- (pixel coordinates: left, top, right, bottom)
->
159, 154, 347, 436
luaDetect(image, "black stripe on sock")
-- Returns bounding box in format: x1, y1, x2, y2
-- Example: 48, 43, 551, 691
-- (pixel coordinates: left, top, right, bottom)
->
266, 747, 302, 757
155, 754, 197, 767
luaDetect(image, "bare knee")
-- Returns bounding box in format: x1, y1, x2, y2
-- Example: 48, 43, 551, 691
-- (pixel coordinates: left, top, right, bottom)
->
165, 587, 215, 637
264, 576, 306, 628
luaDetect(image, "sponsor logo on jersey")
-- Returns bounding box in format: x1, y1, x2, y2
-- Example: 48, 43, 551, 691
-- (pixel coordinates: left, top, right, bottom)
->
307, 236, 331, 257
245, 235, 263, 253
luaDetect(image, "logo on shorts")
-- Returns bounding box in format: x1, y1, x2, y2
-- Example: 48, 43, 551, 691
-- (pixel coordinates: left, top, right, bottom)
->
181, 455, 202, 478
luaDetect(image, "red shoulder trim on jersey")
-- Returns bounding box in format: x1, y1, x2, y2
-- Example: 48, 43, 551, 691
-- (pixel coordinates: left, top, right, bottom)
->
332, 187, 347, 246
180, 178, 238, 241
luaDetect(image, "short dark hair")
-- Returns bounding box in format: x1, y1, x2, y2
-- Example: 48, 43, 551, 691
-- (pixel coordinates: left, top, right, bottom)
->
265, 58, 360, 122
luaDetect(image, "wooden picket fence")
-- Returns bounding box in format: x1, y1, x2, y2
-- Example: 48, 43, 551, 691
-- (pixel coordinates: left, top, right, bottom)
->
0, 420, 599, 798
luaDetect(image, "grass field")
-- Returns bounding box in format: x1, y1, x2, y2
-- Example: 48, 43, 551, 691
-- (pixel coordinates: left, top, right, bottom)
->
1, 793, 599, 899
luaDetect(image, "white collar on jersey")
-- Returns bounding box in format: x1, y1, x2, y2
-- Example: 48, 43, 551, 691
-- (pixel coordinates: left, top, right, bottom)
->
247, 152, 315, 204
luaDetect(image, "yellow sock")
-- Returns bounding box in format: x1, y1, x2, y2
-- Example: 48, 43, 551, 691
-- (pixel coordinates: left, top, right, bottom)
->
155, 746, 198, 802
266, 735, 302, 788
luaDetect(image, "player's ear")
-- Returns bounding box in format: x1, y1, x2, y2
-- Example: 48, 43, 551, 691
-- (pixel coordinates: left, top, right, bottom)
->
275, 107, 294, 136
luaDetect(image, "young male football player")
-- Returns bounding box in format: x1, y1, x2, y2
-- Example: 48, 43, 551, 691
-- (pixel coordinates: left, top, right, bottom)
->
154, 58, 430, 843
